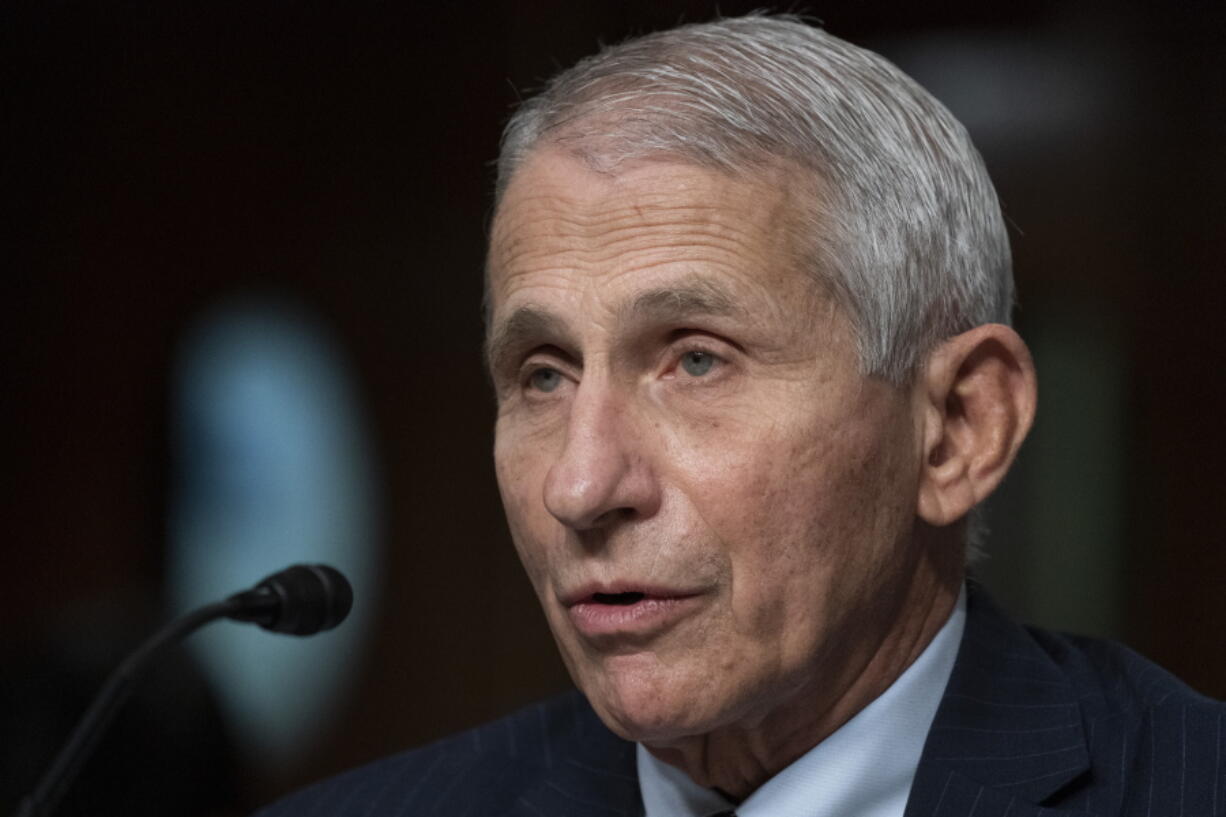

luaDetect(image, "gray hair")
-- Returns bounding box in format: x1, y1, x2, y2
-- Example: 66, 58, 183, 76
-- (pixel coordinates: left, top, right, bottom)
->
493, 14, 1013, 385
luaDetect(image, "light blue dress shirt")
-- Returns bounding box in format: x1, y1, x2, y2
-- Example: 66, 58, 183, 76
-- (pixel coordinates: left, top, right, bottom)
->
637, 586, 967, 817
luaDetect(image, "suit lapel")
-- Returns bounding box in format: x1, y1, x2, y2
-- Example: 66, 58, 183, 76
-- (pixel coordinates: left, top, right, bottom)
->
906, 584, 1094, 817
504, 692, 643, 817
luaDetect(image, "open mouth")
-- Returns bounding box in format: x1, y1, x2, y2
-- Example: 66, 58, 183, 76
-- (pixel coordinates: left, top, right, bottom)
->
566, 588, 703, 638
592, 592, 645, 606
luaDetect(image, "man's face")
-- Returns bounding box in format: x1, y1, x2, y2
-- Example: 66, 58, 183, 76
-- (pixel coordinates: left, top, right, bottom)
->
487, 148, 927, 745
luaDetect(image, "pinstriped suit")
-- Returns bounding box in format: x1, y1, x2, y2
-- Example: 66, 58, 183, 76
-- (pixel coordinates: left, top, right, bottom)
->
256, 585, 1225, 816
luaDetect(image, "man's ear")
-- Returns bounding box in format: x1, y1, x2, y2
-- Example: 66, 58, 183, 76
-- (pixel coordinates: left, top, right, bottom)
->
916, 323, 1037, 527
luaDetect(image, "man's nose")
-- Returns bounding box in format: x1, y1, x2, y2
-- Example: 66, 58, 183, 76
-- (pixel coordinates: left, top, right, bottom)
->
542, 384, 661, 531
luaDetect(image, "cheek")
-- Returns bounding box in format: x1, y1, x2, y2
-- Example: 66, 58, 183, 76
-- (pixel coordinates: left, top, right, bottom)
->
663, 423, 835, 633
495, 415, 554, 511
692, 405, 915, 632
494, 432, 554, 586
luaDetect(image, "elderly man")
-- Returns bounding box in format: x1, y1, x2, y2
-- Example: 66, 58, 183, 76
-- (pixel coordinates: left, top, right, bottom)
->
258, 15, 1224, 816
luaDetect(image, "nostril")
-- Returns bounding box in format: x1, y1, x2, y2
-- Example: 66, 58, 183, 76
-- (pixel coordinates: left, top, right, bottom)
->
591, 507, 635, 527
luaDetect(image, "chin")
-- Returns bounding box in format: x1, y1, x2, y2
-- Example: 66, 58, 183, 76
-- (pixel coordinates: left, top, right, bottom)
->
592, 694, 699, 745
578, 656, 731, 745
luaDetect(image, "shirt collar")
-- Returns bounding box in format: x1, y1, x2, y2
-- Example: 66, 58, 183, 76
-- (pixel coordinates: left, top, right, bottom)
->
637, 585, 967, 817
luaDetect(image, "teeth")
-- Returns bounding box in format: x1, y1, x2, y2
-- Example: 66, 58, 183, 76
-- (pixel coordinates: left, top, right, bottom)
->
593, 592, 645, 605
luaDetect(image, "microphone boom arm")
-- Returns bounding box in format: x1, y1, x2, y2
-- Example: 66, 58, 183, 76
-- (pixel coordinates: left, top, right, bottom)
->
14, 564, 352, 817
16, 599, 244, 817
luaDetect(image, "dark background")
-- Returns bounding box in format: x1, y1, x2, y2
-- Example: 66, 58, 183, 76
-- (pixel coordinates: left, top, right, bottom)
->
6, 1, 1224, 814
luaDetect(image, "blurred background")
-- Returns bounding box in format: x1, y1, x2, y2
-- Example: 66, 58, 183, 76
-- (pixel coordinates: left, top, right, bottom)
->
5, 1, 1223, 814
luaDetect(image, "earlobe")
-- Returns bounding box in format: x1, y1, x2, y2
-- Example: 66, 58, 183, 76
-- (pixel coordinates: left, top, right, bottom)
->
916, 324, 1037, 528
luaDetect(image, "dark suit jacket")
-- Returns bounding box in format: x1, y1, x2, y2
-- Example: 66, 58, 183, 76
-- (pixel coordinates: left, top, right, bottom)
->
256, 586, 1225, 816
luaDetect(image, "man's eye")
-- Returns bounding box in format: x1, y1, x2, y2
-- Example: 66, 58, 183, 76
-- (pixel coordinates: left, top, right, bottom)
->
680, 350, 717, 377
528, 367, 563, 393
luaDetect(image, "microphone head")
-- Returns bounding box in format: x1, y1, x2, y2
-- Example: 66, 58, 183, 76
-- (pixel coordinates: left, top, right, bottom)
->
252, 564, 354, 635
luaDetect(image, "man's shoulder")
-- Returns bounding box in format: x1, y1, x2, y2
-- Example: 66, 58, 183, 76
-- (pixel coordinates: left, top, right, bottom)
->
253, 690, 639, 817
915, 584, 1224, 814
1026, 622, 1220, 715
961, 583, 1220, 716
1027, 618, 1226, 780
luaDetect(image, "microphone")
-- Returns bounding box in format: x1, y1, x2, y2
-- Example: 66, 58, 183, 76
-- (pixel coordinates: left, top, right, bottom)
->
227, 563, 354, 635
15, 564, 354, 817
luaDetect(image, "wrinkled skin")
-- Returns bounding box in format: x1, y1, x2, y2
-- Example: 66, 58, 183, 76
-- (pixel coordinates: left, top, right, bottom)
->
487, 148, 963, 799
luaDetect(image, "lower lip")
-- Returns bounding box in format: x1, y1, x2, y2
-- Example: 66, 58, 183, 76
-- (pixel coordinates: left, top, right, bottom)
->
567, 596, 703, 640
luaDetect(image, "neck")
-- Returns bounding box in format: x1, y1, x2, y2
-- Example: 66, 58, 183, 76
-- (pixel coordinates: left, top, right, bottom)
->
645, 536, 963, 802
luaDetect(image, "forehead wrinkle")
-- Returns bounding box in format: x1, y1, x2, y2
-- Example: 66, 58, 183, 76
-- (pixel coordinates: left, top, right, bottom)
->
492, 233, 774, 320
493, 188, 769, 270
499, 234, 760, 286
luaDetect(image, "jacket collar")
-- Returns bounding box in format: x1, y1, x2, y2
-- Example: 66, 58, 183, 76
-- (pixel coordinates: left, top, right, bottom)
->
905, 582, 1093, 816
509, 690, 643, 817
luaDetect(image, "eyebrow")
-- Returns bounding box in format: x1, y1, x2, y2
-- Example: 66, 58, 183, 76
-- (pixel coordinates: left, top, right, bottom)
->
485, 306, 571, 377
623, 278, 743, 325
484, 277, 746, 376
